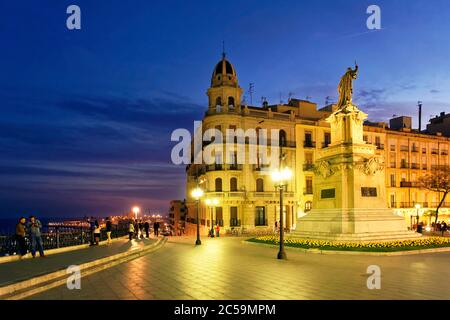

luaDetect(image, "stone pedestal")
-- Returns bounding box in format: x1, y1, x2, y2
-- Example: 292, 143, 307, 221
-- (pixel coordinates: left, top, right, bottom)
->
294, 103, 420, 241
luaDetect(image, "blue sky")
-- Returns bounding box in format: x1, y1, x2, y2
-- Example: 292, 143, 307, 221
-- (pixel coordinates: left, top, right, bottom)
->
0, 0, 449, 217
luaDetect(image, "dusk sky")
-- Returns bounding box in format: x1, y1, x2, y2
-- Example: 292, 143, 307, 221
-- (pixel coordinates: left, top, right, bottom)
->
1, 0, 449, 218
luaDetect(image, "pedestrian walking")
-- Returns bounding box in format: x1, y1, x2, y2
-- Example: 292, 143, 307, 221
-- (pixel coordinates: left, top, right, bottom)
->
138, 220, 144, 239
94, 220, 101, 245
128, 220, 135, 241
215, 224, 220, 237
144, 221, 150, 238
105, 217, 113, 245
15, 217, 27, 257
27, 216, 45, 258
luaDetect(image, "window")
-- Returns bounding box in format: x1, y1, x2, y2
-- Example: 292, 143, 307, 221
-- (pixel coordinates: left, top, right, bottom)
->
255, 206, 266, 226
390, 174, 396, 187
256, 178, 264, 192
279, 130, 287, 147
215, 97, 222, 106
361, 187, 377, 197
324, 132, 331, 147
230, 207, 238, 226
228, 97, 235, 107
304, 131, 313, 147
216, 207, 223, 226
230, 177, 238, 192
215, 178, 222, 192
305, 178, 313, 194
305, 201, 312, 212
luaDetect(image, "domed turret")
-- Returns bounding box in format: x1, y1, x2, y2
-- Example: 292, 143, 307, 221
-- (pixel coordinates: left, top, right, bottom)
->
207, 54, 243, 110
211, 55, 238, 88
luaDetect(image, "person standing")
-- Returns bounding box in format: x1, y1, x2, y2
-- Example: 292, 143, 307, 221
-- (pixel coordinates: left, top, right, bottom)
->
105, 217, 113, 245
138, 220, 144, 239
89, 217, 96, 246
94, 220, 101, 245
144, 221, 150, 238
215, 224, 220, 238
128, 220, 135, 241
27, 216, 45, 258
15, 217, 27, 257
153, 221, 159, 237
441, 221, 447, 237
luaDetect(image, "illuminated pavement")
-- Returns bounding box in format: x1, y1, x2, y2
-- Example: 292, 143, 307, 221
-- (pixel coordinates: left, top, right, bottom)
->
28, 236, 450, 300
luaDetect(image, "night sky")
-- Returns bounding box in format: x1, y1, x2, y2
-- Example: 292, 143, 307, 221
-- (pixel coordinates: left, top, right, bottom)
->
1, 0, 449, 218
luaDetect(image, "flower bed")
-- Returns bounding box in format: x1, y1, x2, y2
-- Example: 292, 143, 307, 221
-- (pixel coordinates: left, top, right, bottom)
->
247, 236, 450, 252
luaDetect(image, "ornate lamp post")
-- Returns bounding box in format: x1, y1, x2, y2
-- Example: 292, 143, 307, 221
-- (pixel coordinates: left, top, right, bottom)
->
205, 198, 219, 237
191, 187, 204, 245
271, 167, 293, 260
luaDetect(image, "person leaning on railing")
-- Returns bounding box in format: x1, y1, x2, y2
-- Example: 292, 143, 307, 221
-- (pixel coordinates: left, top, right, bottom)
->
15, 217, 27, 258
27, 216, 46, 258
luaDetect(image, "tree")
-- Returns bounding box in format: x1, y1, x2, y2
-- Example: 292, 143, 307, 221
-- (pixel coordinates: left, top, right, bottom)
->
418, 166, 450, 225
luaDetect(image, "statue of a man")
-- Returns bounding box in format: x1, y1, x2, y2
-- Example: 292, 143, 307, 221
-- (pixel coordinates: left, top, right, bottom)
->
337, 63, 358, 109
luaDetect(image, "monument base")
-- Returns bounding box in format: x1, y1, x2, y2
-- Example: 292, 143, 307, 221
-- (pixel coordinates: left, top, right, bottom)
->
293, 208, 421, 242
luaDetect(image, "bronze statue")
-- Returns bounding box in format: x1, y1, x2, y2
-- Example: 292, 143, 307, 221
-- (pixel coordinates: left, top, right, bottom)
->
337, 63, 358, 109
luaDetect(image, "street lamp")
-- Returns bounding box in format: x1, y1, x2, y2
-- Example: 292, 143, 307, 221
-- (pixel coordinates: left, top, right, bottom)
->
191, 187, 204, 245
271, 167, 293, 260
132, 206, 140, 220
205, 198, 219, 237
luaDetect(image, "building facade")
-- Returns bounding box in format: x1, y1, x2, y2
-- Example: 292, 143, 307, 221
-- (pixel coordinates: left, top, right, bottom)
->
184, 56, 450, 234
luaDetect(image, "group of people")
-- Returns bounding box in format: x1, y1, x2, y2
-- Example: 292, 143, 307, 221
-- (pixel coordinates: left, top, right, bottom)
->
128, 219, 160, 240
15, 216, 46, 258
208, 224, 220, 238
432, 221, 448, 236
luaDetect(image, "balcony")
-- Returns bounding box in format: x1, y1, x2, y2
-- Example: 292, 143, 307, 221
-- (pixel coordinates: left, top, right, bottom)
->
321, 142, 330, 148
442, 150, 449, 156
303, 141, 316, 148
400, 146, 409, 152
431, 149, 439, 154
400, 181, 420, 188
411, 146, 419, 153
422, 149, 427, 154
253, 164, 270, 172
391, 202, 450, 209
376, 143, 385, 150
228, 164, 243, 171
400, 163, 409, 169
303, 163, 314, 171
390, 162, 396, 168
422, 165, 427, 170
411, 163, 420, 169
303, 187, 313, 195
230, 219, 241, 227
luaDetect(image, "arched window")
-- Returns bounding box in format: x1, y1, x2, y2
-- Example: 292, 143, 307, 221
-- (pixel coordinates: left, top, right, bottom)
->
305, 201, 312, 212
279, 130, 287, 147
215, 97, 222, 106
230, 177, 238, 192
228, 97, 235, 107
256, 178, 264, 192
215, 178, 222, 192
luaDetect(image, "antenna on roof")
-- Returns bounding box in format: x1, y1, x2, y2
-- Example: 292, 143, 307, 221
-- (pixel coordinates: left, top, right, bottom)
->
288, 92, 294, 102
248, 83, 254, 105
417, 100, 423, 132
222, 41, 226, 59
325, 96, 334, 105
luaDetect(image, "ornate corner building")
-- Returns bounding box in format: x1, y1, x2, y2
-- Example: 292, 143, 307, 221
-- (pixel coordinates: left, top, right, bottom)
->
182, 56, 450, 235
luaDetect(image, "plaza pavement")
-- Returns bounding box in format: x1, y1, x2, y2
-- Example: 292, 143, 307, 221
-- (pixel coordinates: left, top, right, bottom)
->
0, 237, 156, 287
25, 236, 450, 300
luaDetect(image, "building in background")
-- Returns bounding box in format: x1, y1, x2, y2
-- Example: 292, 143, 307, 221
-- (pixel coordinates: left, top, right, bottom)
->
426, 112, 450, 137
184, 56, 450, 235
168, 200, 186, 235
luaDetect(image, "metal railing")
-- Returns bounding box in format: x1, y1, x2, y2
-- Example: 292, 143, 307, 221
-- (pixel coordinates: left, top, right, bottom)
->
230, 219, 241, 227
303, 141, 316, 148
0, 223, 129, 257
303, 163, 314, 171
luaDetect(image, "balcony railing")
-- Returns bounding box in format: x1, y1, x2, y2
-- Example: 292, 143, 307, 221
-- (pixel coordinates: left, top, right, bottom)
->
442, 150, 449, 156
303, 163, 314, 171
411, 163, 420, 169
400, 146, 409, 152
303, 141, 316, 148
376, 143, 385, 150
390, 162, 396, 168
431, 149, 439, 154
303, 187, 313, 195
391, 202, 450, 209
255, 219, 268, 227
322, 142, 330, 148
422, 165, 427, 170
400, 181, 420, 188
230, 219, 241, 227
400, 163, 409, 169
411, 146, 419, 153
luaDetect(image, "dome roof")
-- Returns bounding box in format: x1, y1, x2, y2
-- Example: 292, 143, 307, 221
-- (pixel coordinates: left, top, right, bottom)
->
210, 55, 238, 87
